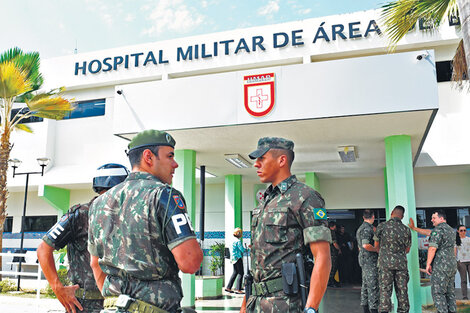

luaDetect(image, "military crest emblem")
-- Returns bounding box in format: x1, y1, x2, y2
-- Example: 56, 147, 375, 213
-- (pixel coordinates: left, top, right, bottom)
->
173, 195, 185, 209
244, 73, 275, 117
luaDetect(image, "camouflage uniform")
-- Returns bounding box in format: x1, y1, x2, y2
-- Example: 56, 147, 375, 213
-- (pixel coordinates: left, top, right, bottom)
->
356, 221, 379, 311
429, 222, 457, 313
88, 172, 196, 313
329, 229, 339, 285
43, 198, 104, 313
374, 217, 411, 313
247, 175, 332, 313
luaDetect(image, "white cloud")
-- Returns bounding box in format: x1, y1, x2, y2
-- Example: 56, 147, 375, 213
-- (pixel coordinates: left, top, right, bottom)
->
258, 0, 280, 17
125, 13, 135, 22
298, 8, 311, 15
142, 0, 205, 36
102, 13, 113, 27
201, 0, 208, 8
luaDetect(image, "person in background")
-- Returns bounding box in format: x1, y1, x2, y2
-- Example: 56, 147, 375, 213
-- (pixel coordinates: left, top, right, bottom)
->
225, 227, 246, 294
328, 221, 341, 287
456, 224, 470, 300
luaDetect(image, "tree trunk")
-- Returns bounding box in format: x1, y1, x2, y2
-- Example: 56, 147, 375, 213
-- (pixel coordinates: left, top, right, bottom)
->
0, 125, 12, 279
456, 0, 470, 79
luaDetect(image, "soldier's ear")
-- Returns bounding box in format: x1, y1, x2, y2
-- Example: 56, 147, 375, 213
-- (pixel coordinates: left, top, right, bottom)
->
278, 154, 287, 168
142, 149, 154, 166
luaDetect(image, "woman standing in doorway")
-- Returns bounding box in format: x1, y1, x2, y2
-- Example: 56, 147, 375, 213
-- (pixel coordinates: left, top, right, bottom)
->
225, 228, 245, 294
456, 224, 470, 300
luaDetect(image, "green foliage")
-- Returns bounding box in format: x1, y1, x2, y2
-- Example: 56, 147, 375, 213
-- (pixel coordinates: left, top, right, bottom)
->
44, 268, 70, 297
0, 278, 17, 292
209, 242, 225, 276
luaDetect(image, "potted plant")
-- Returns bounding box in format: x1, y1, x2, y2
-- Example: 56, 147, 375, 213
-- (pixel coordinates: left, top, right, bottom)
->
195, 242, 225, 299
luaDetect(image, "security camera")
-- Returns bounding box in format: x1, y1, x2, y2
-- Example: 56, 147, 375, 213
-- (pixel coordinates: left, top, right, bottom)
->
116, 90, 123, 95
417, 53, 429, 60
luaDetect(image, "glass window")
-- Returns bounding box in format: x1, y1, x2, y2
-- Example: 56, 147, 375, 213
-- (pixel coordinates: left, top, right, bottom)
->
24, 216, 57, 232
436, 61, 452, 82
10, 108, 43, 123
416, 209, 426, 228
3, 216, 13, 232
64, 98, 105, 119
457, 208, 469, 226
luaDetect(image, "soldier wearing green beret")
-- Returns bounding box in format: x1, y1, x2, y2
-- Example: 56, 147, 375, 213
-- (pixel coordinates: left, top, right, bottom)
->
88, 129, 203, 313
240, 137, 332, 313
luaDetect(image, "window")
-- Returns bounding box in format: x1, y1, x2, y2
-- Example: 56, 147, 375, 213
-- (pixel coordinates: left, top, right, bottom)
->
436, 61, 452, 82
64, 98, 105, 119
416, 209, 426, 229
10, 108, 43, 124
457, 208, 469, 226
23, 216, 57, 232
3, 216, 13, 232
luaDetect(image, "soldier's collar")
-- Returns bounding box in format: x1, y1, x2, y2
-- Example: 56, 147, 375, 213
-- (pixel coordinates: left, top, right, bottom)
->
267, 175, 297, 195
128, 171, 165, 183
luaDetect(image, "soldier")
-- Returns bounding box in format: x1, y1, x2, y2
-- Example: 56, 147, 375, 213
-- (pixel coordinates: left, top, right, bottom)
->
328, 221, 341, 287
240, 137, 332, 313
88, 129, 203, 313
37, 163, 129, 313
409, 210, 457, 313
356, 210, 379, 313
373, 205, 411, 313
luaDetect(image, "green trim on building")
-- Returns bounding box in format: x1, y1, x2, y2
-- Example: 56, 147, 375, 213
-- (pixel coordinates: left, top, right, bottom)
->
38, 185, 70, 215
175, 149, 197, 308
384, 135, 421, 313
225, 175, 242, 229
384, 167, 389, 217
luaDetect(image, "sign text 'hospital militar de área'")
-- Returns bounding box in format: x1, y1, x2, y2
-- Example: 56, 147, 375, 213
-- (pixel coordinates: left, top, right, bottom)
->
74, 17, 461, 76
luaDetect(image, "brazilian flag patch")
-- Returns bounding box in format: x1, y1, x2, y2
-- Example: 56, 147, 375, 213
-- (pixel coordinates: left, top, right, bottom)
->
314, 208, 327, 220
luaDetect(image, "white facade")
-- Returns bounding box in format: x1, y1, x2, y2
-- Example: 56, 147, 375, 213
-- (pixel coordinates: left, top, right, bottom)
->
3, 9, 469, 281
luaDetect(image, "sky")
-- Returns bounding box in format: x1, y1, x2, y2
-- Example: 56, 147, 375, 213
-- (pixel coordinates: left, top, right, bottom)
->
0, 0, 386, 59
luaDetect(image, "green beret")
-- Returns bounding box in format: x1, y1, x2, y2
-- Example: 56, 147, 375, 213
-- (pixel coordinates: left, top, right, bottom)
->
128, 129, 176, 152
249, 137, 294, 159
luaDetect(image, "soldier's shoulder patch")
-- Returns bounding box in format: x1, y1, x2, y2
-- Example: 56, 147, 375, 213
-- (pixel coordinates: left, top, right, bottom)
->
314, 208, 327, 220
431, 230, 437, 236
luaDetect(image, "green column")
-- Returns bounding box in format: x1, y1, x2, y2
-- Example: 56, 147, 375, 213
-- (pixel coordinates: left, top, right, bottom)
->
38, 185, 70, 215
225, 175, 243, 229
305, 172, 320, 192
174, 149, 196, 308
384, 135, 421, 313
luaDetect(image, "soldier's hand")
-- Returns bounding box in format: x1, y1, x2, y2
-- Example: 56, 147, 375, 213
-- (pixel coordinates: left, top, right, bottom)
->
408, 218, 415, 230
54, 284, 83, 313
426, 264, 432, 275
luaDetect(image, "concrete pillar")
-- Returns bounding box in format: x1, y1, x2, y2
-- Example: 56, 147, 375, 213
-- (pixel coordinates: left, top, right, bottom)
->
224, 175, 243, 283
384, 135, 421, 313
38, 185, 70, 216
304, 172, 325, 312
174, 149, 196, 308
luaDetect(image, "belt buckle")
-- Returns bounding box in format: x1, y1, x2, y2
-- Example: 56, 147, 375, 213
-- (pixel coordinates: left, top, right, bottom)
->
115, 294, 135, 310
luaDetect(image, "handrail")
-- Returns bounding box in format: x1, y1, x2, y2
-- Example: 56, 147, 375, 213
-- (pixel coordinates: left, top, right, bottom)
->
0, 252, 42, 300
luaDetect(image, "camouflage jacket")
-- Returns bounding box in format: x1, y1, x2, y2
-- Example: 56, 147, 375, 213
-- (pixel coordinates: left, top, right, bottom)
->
374, 217, 411, 270
43, 198, 99, 291
330, 229, 339, 256
250, 175, 331, 283
356, 221, 378, 267
88, 172, 196, 311
429, 222, 457, 274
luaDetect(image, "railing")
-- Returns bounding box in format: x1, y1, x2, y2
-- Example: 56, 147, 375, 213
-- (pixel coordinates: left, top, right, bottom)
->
0, 252, 42, 299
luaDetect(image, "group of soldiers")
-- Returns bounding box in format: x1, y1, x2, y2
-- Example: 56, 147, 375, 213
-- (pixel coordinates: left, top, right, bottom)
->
356, 207, 458, 313
36, 128, 459, 313
38, 131, 333, 313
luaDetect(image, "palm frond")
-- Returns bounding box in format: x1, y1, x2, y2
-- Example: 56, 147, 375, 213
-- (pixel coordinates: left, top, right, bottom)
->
452, 40, 469, 90
26, 93, 75, 120
381, 0, 458, 49
0, 62, 33, 99
14, 124, 33, 133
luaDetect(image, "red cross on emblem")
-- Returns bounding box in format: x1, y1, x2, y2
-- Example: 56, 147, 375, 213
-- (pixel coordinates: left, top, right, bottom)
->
244, 73, 275, 117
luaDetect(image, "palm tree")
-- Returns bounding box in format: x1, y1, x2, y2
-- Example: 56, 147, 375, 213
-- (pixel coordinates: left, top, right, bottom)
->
381, 0, 469, 89
0, 48, 74, 272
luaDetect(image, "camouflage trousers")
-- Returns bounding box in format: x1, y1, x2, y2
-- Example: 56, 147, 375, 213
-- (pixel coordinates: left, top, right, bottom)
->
431, 270, 457, 313
378, 268, 409, 313
76, 299, 104, 313
247, 291, 303, 313
360, 264, 379, 310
